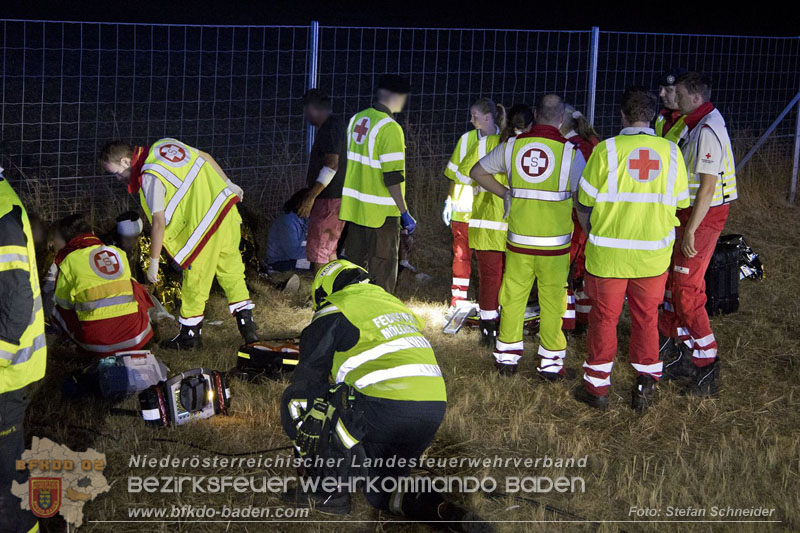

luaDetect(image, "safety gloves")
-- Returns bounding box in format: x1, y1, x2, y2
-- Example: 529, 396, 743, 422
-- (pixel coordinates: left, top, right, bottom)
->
293, 398, 331, 458
442, 196, 453, 226
147, 258, 160, 284
401, 211, 417, 235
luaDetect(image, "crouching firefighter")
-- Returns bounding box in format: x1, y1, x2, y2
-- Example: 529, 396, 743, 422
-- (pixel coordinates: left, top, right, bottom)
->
99, 139, 258, 349
280, 260, 491, 532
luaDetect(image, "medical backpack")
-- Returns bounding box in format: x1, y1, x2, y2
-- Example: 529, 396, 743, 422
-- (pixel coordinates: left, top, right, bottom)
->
705, 235, 740, 315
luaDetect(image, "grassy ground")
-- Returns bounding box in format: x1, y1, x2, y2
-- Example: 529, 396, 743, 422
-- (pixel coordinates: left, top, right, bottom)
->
27, 175, 800, 532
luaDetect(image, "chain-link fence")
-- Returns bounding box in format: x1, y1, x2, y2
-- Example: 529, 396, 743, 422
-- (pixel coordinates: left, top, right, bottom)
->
1, 20, 798, 220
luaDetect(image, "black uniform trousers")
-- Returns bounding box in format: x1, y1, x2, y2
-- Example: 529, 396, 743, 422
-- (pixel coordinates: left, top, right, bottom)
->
343, 217, 400, 294
356, 393, 446, 510
0, 387, 37, 533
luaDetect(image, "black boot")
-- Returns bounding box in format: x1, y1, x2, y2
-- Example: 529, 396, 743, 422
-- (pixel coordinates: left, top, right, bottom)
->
479, 319, 498, 347
631, 375, 657, 414
658, 334, 679, 360
235, 309, 258, 344
661, 341, 695, 382
160, 323, 202, 350
494, 362, 518, 376
282, 484, 351, 515
399, 492, 494, 533
573, 386, 609, 410
686, 359, 721, 397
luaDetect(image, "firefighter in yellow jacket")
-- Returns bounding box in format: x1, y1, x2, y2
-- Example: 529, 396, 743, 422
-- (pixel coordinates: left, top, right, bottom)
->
100, 139, 257, 350
0, 171, 46, 533
470, 95, 585, 378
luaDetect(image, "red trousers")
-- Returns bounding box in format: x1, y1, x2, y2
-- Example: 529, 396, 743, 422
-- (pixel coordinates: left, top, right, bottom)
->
53, 280, 154, 357
569, 210, 587, 279
475, 250, 504, 319
658, 205, 729, 367
565, 211, 590, 329
450, 221, 473, 306
583, 272, 668, 397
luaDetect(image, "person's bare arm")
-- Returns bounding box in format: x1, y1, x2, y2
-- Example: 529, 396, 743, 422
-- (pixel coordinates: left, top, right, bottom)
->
198, 151, 229, 182
150, 211, 166, 263
681, 173, 716, 258
469, 163, 508, 198
388, 183, 407, 213
199, 150, 245, 200
298, 153, 339, 218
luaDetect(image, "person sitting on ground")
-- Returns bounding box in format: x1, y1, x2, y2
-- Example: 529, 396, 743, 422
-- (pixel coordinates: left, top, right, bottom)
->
51, 214, 154, 356
263, 189, 312, 273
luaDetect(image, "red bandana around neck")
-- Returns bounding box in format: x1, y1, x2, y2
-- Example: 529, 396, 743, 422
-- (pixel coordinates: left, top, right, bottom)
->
127, 146, 148, 194
683, 102, 715, 132
517, 124, 568, 143
55, 233, 104, 266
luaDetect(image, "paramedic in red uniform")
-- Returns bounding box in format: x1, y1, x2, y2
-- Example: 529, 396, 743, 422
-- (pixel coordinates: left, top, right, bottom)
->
51, 215, 153, 356
559, 105, 600, 332
658, 72, 738, 396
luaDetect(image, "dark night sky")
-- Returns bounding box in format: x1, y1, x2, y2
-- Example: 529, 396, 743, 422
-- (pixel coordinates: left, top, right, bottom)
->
4, 1, 798, 36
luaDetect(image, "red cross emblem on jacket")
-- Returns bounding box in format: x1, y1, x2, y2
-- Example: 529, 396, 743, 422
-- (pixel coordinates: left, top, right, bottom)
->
628, 148, 661, 183
352, 118, 370, 145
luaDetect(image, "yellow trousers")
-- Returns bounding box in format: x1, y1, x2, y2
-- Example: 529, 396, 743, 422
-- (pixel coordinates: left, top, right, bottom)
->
494, 250, 569, 371
179, 207, 251, 325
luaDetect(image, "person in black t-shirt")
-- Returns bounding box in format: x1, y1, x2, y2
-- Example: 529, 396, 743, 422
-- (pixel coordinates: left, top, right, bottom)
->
297, 89, 348, 272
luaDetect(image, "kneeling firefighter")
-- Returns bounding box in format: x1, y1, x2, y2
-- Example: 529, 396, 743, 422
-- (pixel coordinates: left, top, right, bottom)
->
280, 260, 491, 532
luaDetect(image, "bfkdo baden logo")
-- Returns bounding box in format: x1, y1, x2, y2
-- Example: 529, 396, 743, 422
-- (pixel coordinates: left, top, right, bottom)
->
29, 477, 62, 518
12, 437, 110, 528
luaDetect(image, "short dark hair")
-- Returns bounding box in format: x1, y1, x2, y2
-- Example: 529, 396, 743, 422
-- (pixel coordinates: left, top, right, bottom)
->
301, 89, 331, 110
534, 94, 564, 124
56, 214, 93, 244
676, 71, 712, 101
620, 86, 658, 123
98, 141, 134, 165
376, 74, 411, 94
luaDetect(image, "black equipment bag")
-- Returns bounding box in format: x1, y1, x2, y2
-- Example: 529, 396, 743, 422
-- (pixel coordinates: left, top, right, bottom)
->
705, 235, 740, 315
231, 340, 300, 382
719, 233, 764, 280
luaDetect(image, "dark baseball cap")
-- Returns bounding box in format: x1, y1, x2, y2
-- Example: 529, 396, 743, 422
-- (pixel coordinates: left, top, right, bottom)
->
658, 68, 687, 87
376, 74, 411, 94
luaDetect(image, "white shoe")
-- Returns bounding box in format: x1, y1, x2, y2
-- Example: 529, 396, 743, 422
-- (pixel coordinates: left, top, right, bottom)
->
524, 303, 541, 322
282, 274, 301, 293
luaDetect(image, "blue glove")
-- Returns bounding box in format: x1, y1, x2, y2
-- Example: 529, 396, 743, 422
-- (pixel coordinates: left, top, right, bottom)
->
442, 197, 453, 226
401, 211, 417, 235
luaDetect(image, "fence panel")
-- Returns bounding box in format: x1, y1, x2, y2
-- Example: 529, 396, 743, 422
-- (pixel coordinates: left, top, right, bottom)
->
594, 32, 800, 180
0, 20, 310, 218
0, 20, 798, 221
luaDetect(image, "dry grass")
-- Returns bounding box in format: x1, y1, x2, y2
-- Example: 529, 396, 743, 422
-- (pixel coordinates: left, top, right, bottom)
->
25, 169, 800, 533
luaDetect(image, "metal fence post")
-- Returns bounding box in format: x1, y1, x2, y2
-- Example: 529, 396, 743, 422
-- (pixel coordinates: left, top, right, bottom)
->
306, 20, 320, 155
791, 87, 800, 205
587, 26, 600, 126
736, 89, 800, 173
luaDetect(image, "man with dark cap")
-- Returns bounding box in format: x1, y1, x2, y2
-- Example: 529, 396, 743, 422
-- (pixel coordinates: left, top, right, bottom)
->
655, 69, 688, 144
339, 74, 417, 294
